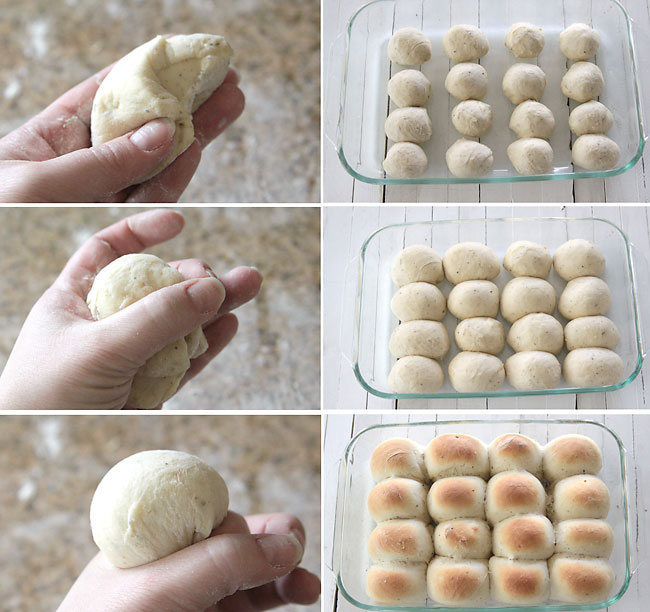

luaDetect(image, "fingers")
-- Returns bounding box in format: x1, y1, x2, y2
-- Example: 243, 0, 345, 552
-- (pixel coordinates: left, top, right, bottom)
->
218, 266, 264, 314
238, 568, 322, 611
210, 511, 251, 537
245, 514, 306, 551
193, 78, 245, 149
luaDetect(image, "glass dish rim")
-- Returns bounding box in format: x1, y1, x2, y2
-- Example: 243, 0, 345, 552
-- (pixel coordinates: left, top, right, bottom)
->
335, 418, 631, 612
336, 0, 646, 185
352, 216, 644, 399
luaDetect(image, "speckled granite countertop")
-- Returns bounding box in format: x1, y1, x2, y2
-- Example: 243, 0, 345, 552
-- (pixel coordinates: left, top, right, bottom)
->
0, 414, 321, 612
0, 0, 320, 203
0, 207, 321, 409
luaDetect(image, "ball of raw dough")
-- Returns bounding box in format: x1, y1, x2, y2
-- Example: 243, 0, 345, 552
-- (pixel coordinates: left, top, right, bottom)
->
391, 282, 446, 321
549, 475, 610, 521
504, 23, 545, 58
561, 62, 604, 103
488, 433, 543, 479
389, 320, 450, 360
383, 142, 428, 178
87, 253, 213, 409
564, 316, 620, 351
503, 240, 552, 278
500, 276, 557, 324
509, 101, 555, 139
569, 101, 614, 136
388, 27, 432, 65
425, 433, 489, 480
367, 563, 427, 605
448, 351, 505, 392
549, 555, 614, 604
486, 470, 546, 525
502, 63, 546, 105
543, 434, 603, 483
388, 356, 445, 394
562, 347, 624, 387
490, 557, 550, 605
446, 139, 494, 178
385, 107, 433, 143
553, 238, 605, 281
427, 557, 489, 606
505, 351, 562, 391
447, 281, 499, 319
560, 23, 600, 61
368, 519, 434, 563
370, 438, 427, 482
388, 69, 432, 107
572, 134, 620, 171
433, 519, 492, 559
451, 100, 493, 137
392, 245, 444, 287
507, 138, 554, 175
507, 312, 564, 354
443, 242, 500, 284
368, 478, 429, 522
445, 63, 488, 101
443, 24, 489, 62
455, 317, 505, 355
90, 450, 228, 568
558, 276, 611, 320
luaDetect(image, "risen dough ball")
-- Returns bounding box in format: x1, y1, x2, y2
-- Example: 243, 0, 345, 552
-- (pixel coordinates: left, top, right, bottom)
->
509, 101, 555, 139
385, 107, 433, 143
447, 281, 499, 319
368, 519, 434, 563
368, 478, 429, 522
425, 433, 489, 480
507, 312, 564, 354
445, 63, 488, 101
502, 63, 546, 105
558, 276, 611, 320
370, 438, 427, 482
492, 514, 555, 560
543, 434, 603, 483
504, 23, 545, 58
443, 242, 500, 284
549, 475, 610, 521
505, 351, 562, 391
388, 27, 432, 65
500, 277, 557, 324
554, 519, 614, 558
389, 320, 450, 360
561, 62, 604, 103
91, 34, 232, 181
451, 100, 493, 137
388, 69, 432, 107
427, 557, 489, 606
549, 555, 614, 604
433, 519, 492, 559
485, 470, 546, 525
507, 138, 554, 175
391, 282, 446, 321
383, 142, 428, 178
90, 450, 228, 568
392, 245, 444, 287
454, 317, 504, 355
560, 23, 600, 61
87, 253, 213, 409
388, 356, 445, 394
366, 563, 427, 604
553, 238, 605, 281
446, 139, 494, 178
503, 240, 552, 278
443, 24, 489, 62
572, 134, 620, 171
488, 433, 543, 479
562, 347, 624, 387
569, 101, 614, 136
564, 316, 620, 351
448, 351, 505, 392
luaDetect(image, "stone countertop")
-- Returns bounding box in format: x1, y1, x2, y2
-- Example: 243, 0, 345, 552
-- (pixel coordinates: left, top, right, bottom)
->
0, 207, 321, 410
0, 0, 320, 203
0, 414, 321, 612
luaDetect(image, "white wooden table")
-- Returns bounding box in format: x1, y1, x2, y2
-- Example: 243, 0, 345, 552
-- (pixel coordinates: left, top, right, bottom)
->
323, 205, 650, 410
323, 0, 650, 203
323, 413, 650, 612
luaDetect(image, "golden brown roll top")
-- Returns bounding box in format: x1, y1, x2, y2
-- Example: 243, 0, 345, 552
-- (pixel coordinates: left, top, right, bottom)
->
368, 478, 429, 523
370, 438, 427, 483
543, 434, 603, 483
486, 470, 546, 525
489, 557, 550, 605
433, 519, 492, 559
425, 433, 490, 480
555, 519, 614, 558
548, 554, 615, 603
427, 557, 490, 606
366, 562, 428, 604
548, 475, 610, 522
492, 514, 555, 560
427, 476, 487, 523
367, 519, 434, 563
488, 433, 543, 479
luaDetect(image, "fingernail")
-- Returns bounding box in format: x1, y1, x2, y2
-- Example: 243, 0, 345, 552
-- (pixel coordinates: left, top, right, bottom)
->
186, 277, 225, 313
130, 118, 174, 151
203, 263, 219, 280
256, 534, 303, 569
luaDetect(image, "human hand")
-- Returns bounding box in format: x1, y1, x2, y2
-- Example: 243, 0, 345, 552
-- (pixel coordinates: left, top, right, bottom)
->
0, 209, 262, 410
0, 64, 244, 203
57, 511, 321, 612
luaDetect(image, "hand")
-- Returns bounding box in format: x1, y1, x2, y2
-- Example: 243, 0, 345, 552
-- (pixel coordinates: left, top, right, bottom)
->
57, 511, 321, 612
0, 65, 244, 203
0, 209, 262, 410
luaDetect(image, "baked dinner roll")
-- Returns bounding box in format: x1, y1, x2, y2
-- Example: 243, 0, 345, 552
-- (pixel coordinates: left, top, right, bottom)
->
443, 242, 500, 285
370, 438, 427, 483
564, 315, 620, 351
500, 276, 557, 324
489, 433, 543, 479
454, 317, 505, 355
448, 351, 505, 393
549, 475, 610, 521
489, 557, 550, 605
389, 320, 450, 360
424, 433, 489, 480
447, 280, 500, 319
548, 554, 614, 603
368, 519, 434, 563
366, 562, 428, 604
388, 356, 445, 394
433, 519, 492, 559
492, 514, 555, 560
392, 245, 444, 287
391, 282, 446, 322
427, 557, 489, 606
427, 476, 486, 523
553, 238, 605, 281
368, 478, 429, 523
554, 519, 614, 558
486, 471, 546, 525
543, 434, 603, 483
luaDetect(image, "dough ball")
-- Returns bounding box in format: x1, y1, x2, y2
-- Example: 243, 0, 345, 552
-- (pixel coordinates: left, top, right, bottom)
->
392, 244, 444, 287
549, 474, 610, 521
560, 23, 600, 61
543, 434, 603, 483
366, 563, 427, 604
500, 276, 557, 324
368, 478, 429, 522
370, 438, 427, 482
492, 514, 555, 560
391, 282, 446, 321
451, 100, 493, 137
564, 315, 620, 351
433, 519, 492, 559
388, 69, 432, 107
488, 433, 543, 479
388, 356, 445, 394
561, 62, 604, 103
447, 281, 499, 319
504, 23, 545, 58
87, 253, 212, 409
445, 63, 488, 101
427, 476, 487, 523
448, 351, 505, 392
562, 347, 624, 388
502, 63, 546, 105
427, 557, 489, 606
446, 139, 494, 178
554, 519, 614, 558
485, 470, 546, 525
389, 320, 450, 360
444, 243, 500, 284
490, 557, 550, 605
509, 101, 555, 139
507, 312, 564, 354
505, 351, 562, 391
454, 317, 505, 355
507, 138, 554, 175
383, 142, 428, 178
503, 240, 552, 278
91, 34, 232, 181
385, 107, 432, 143
388, 27, 432, 65
549, 555, 614, 604
368, 519, 434, 563
558, 276, 611, 320
425, 433, 489, 480
569, 100, 614, 136
572, 134, 620, 171
443, 24, 489, 62
90, 450, 228, 568
553, 238, 605, 281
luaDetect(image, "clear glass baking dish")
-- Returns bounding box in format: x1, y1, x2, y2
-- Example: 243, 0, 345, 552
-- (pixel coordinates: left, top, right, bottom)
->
332, 418, 631, 611
328, 0, 646, 185
345, 216, 646, 399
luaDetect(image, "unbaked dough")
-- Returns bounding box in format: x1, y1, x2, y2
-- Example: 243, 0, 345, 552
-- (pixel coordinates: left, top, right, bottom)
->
562, 348, 623, 387
503, 240, 552, 278
505, 351, 561, 391
564, 315, 620, 351
507, 138, 554, 175
446, 139, 494, 178
558, 276, 611, 320
454, 317, 505, 355
451, 100, 493, 137
559, 23, 600, 61
500, 277, 557, 324
388, 28, 432, 65
553, 239, 605, 281
385, 107, 433, 143
448, 351, 505, 392
392, 245, 444, 287
388, 356, 444, 393
383, 142, 428, 178
447, 280, 500, 319
560, 62, 604, 103
502, 63, 546, 105
443, 243, 500, 285
504, 23, 545, 59
507, 313, 564, 354
388, 70, 432, 107
391, 282, 446, 321
569, 101, 614, 136
572, 134, 620, 171
443, 24, 489, 62
509, 101, 555, 139
445, 63, 488, 101
389, 320, 450, 360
